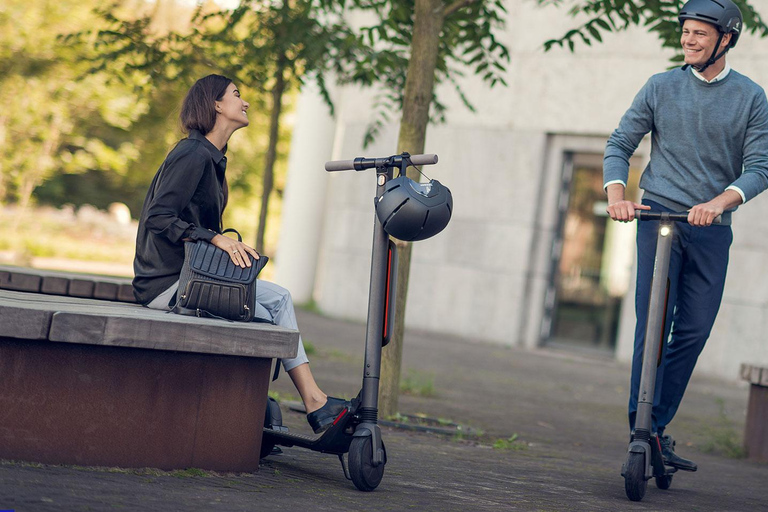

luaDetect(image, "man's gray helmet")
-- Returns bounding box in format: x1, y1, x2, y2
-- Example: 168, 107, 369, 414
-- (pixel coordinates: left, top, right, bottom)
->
679, 0, 742, 72
679, 0, 743, 47
375, 176, 452, 242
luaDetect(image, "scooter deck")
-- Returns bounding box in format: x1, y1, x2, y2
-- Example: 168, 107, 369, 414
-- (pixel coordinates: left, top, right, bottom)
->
263, 405, 357, 455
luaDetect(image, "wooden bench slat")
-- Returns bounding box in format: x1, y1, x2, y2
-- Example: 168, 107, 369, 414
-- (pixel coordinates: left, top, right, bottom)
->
741, 363, 768, 388
93, 281, 119, 301
0, 270, 41, 292
49, 312, 298, 359
0, 289, 298, 359
0, 265, 135, 302
0, 305, 52, 340
40, 275, 70, 295
117, 283, 137, 303
68, 279, 95, 298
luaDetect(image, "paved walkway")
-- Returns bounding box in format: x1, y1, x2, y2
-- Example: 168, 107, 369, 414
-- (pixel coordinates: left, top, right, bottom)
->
2, 309, 766, 511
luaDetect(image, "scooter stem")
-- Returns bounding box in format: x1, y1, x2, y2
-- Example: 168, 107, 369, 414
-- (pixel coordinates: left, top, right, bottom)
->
357, 166, 395, 429
636, 218, 674, 436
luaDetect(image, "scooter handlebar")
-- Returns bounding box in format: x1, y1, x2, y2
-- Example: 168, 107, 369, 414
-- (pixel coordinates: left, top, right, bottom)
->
410, 153, 439, 166
324, 153, 438, 172
325, 159, 356, 172
634, 210, 721, 224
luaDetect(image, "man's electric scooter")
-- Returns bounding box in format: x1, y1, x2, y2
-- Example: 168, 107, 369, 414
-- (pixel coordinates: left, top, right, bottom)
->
261, 152, 443, 492
621, 210, 718, 502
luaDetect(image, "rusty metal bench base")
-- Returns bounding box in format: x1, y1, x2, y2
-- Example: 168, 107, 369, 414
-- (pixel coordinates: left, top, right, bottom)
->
0, 337, 269, 472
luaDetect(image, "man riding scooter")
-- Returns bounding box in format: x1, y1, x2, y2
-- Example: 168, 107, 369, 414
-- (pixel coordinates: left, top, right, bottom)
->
603, 0, 768, 472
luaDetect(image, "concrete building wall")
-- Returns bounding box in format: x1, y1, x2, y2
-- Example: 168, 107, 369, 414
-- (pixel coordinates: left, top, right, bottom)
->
276, 0, 768, 382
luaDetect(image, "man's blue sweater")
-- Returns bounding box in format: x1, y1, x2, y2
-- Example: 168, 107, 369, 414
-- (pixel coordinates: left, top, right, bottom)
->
604, 67, 768, 222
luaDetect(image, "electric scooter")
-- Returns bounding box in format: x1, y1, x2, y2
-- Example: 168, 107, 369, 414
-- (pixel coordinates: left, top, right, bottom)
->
621, 210, 718, 501
260, 152, 440, 492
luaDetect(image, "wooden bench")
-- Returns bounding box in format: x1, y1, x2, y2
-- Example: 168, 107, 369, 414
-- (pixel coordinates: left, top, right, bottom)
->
740, 363, 768, 463
0, 266, 298, 472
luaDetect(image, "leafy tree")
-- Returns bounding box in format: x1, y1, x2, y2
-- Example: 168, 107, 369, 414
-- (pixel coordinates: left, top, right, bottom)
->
0, 0, 147, 228
343, 0, 511, 417
543, 0, 768, 59
79, 0, 364, 253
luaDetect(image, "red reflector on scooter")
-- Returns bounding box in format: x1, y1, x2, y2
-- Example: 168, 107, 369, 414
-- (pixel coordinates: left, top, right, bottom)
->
333, 408, 348, 426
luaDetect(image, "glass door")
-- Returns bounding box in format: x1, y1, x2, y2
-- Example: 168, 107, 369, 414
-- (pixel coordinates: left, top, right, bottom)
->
542, 152, 640, 353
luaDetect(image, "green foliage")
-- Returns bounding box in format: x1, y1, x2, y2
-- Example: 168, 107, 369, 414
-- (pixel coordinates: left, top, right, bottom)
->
69, 0, 367, 250
492, 433, 527, 450
0, 0, 149, 209
342, 0, 510, 146
543, 0, 768, 62
171, 467, 210, 478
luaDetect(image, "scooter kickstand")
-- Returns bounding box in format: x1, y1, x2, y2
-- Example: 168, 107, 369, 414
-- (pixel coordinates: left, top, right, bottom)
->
339, 453, 352, 480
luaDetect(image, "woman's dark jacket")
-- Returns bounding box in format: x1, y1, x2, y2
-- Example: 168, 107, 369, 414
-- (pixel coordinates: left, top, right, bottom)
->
132, 130, 227, 305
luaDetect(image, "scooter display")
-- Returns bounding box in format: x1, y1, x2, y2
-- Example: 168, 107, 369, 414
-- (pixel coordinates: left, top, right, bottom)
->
621, 209, 718, 502
261, 152, 446, 492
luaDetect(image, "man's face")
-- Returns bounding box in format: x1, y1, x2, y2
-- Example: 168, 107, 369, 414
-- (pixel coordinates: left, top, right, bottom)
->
680, 19, 732, 68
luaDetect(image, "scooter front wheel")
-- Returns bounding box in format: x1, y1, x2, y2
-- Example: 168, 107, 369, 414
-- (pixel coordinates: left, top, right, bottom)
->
624, 452, 647, 502
348, 436, 385, 491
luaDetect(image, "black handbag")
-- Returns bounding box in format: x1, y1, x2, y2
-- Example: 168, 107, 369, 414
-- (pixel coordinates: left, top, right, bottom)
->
175, 229, 268, 321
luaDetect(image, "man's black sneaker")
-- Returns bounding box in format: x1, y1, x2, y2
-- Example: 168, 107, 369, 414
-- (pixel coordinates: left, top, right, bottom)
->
660, 434, 697, 472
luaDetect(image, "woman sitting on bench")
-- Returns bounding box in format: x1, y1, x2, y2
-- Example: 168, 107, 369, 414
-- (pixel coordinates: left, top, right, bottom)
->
132, 74, 345, 435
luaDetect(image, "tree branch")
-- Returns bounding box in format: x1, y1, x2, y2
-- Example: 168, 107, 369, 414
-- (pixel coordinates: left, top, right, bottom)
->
444, 0, 478, 18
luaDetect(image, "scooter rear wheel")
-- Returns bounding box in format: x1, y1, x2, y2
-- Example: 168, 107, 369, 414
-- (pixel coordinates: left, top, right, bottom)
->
624, 452, 647, 502
348, 436, 385, 491
655, 474, 673, 490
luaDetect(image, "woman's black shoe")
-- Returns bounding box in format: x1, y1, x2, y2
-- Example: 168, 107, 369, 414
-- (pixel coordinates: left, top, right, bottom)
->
306, 397, 349, 434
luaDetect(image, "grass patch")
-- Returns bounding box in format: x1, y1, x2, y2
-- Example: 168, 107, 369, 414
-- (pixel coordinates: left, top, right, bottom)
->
302, 340, 316, 356
400, 369, 436, 397
697, 398, 746, 459
171, 468, 210, 478
492, 434, 528, 451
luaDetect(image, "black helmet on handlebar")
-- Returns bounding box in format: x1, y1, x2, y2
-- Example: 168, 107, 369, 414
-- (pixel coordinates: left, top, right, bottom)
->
679, 0, 742, 71
375, 176, 452, 242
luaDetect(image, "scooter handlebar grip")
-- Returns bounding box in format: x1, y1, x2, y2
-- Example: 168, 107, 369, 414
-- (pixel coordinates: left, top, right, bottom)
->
325, 159, 356, 172
410, 154, 438, 166
634, 210, 722, 224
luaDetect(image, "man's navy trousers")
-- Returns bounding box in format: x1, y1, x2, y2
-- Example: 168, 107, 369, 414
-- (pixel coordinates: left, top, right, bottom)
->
628, 200, 733, 433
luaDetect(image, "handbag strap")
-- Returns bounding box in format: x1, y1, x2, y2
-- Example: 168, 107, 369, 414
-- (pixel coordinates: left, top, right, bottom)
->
222, 228, 242, 242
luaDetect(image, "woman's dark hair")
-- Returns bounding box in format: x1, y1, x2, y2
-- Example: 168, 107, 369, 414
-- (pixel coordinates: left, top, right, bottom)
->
180, 74, 233, 135
179, 74, 233, 209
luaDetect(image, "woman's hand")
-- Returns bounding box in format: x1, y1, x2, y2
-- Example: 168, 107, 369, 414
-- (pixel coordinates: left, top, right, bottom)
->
211, 234, 260, 268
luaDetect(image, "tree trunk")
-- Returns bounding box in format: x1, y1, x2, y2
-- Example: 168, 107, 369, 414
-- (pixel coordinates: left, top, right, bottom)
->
255, 56, 287, 254
378, 0, 446, 418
